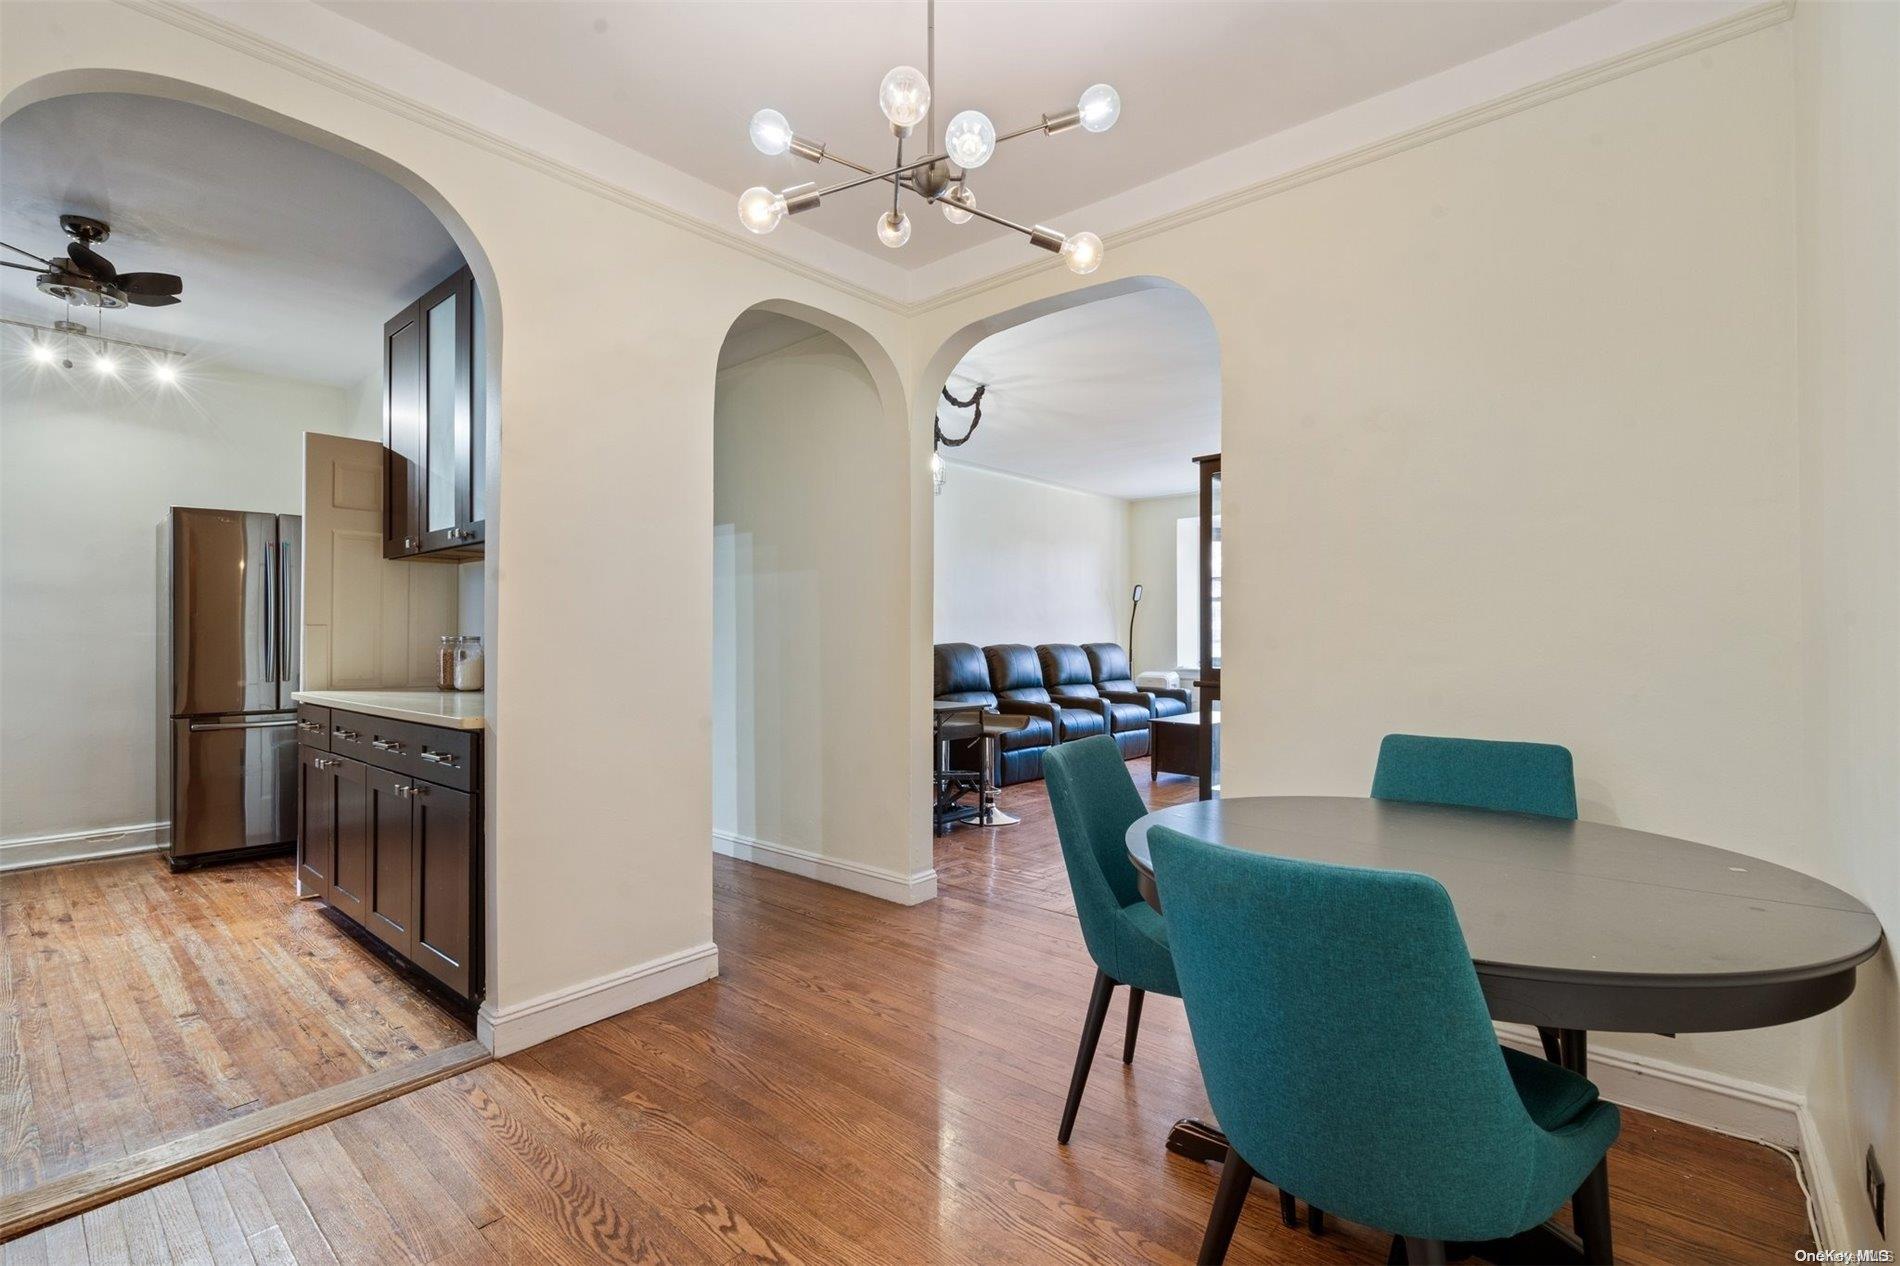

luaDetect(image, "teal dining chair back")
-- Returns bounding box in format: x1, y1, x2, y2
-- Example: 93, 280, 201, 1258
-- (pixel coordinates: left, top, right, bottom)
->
1372, 733, 1578, 820
1042, 736, 1179, 1144
1148, 825, 1619, 1258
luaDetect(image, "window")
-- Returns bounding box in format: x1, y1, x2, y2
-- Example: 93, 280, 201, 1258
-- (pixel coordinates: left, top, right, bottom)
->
1175, 515, 1221, 669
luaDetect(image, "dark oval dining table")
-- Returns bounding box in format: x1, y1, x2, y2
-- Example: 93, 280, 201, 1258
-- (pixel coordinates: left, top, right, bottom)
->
1124, 796, 1884, 1261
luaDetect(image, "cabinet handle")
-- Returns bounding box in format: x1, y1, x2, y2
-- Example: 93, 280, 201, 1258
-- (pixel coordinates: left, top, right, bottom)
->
313, 757, 340, 771
419, 749, 459, 767
449, 528, 476, 541
410, 783, 429, 797
297, 719, 322, 733
371, 738, 404, 753
332, 727, 360, 741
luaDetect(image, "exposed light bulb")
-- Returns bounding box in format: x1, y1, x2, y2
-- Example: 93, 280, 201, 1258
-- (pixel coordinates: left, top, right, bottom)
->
737, 185, 787, 234
29, 338, 56, 365
943, 110, 996, 169
93, 352, 119, 377
749, 108, 792, 156
1061, 231, 1104, 275
876, 209, 912, 248
1077, 83, 1121, 133
941, 183, 976, 225
878, 65, 931, 129
152, 359, 180, 385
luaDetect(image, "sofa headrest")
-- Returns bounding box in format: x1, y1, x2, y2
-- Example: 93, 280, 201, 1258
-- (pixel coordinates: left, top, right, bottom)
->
1037, 643, 1095, 690
1083, 642, 1133, 684
933, 642, 993, 699
983, 643, 1046, 694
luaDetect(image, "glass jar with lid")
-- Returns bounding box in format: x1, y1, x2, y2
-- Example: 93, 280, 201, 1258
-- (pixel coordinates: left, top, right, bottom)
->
436, 635, 485, 692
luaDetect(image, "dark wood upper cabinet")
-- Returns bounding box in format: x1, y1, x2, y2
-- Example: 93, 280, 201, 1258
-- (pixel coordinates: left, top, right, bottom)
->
384, 264, 484, 559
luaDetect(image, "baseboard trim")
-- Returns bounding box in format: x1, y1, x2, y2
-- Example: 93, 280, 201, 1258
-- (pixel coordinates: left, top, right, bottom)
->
0, 822, 168, 872
476, 941, 720, 1058
1796, 1101, 1850, 1253
1495, 1023, 1803, 1146
712, 830, 938, 906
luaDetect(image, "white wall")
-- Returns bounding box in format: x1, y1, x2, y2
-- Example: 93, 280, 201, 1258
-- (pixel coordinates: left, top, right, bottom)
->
933, 462, 1132, 649
918, 22, 1816, 1100
0, 363, 368, 863
1128, 493, 1200, 675
1795, 0, 1900, 1247
712, 329, 919, 899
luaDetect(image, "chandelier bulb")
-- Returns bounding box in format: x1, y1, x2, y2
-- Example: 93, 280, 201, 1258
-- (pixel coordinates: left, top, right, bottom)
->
749, 109, 793, 156
941, 183, 976, 225
737, 186, 787, 234
1078, 84, 1121, 133
876, 209, 912, 248
878, 66, 931, 130
943, 110, 996, 169
1061, 231, 1104, 275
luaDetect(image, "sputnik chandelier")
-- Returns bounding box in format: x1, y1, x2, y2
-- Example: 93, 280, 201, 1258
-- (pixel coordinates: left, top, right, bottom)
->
736, 0, 1118, 275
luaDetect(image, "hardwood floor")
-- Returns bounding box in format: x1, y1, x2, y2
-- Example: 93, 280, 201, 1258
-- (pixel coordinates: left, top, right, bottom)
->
1, 853, 472, 1198
4, 762, 1815, 1263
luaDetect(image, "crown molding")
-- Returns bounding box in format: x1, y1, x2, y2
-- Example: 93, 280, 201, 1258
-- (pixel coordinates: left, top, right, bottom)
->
111, 0, 1790, 321
117, 0, 912, 313
908, 0, 1794, 313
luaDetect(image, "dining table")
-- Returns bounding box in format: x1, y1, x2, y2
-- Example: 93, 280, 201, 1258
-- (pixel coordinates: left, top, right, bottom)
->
1124, 795, 1884, 1264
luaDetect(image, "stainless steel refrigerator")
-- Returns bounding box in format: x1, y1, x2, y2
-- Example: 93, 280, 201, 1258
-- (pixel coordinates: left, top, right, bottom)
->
162, 507, 301, 867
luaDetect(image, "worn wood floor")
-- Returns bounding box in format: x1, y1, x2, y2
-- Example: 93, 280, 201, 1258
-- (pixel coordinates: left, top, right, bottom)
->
0, 853, 472, 1198
4, 763, 1814, 1263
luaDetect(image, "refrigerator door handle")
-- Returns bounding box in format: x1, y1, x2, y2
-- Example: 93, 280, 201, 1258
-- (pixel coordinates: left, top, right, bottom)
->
279, 539, 293, 688
261, 543, 275, 685
188, 718, 297, 732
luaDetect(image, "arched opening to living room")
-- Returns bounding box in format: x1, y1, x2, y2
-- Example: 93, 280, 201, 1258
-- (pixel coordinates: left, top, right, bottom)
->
0, 74, 503, 1216
922, 279, 1223, 889
708, 302, 923, 913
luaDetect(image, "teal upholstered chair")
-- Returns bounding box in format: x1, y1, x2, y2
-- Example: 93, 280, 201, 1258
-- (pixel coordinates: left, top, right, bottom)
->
1149, 826, 1619, 1266
1371, 733, 1578, 820
1043, 736, 1180, 1144
1373, 732, 1578, 1065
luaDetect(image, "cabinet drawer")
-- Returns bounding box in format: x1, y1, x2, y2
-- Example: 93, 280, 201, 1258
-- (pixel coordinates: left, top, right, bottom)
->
295, 704, 331, 750
409, 726, 476, 792
326, 710, 374, 761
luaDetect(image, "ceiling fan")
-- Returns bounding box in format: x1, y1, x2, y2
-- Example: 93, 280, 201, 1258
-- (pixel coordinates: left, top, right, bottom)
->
1, 214, 183, 309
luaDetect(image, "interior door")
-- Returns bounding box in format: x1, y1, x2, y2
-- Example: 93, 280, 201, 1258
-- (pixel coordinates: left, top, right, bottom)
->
410, 780, 474, 995
384, 302, 423, 558
364, 769, 415, 955
171, 508, 279, 715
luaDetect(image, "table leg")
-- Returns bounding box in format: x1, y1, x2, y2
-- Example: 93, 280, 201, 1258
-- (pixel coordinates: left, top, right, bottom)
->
978, 733, 1019, 827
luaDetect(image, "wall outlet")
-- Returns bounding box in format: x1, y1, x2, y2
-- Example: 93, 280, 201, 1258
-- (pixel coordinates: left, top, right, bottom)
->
1869, 1145, 1887, 1238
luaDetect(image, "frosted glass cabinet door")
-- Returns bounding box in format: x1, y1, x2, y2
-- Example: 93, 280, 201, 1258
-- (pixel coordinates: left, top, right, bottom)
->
425, 288, 458, 535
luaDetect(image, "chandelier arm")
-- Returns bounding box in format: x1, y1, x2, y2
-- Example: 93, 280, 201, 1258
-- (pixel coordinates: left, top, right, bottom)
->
803, 150, 950, 202
1, 240, 54, 267
892, 137, 904, 218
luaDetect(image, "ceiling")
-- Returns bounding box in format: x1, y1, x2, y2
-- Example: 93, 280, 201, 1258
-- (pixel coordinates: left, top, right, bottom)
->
943, 286, 1219, 501
316, 0, 1609, 269
0, 93, 463, 385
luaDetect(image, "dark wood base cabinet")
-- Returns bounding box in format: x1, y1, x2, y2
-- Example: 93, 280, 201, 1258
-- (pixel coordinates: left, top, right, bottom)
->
296, 703, 482, 1003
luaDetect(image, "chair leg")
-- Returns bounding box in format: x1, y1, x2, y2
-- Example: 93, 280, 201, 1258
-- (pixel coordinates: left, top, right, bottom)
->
1197, 1150, 1255, 1265
1123, 989, 1145, 1064
1279, 1190, 1298, 1226
1538, 1026, 1564, 1063
1058, 970, 1117, 1144
1573, 1157, 1614, 1264
1402, 1238, 1447, 1266
1386, 1235, 1406, 1265
1307, 1205, 1325, 1236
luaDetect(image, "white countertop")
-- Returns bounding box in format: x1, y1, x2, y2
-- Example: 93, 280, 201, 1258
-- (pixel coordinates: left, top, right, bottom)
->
293, 689, 486, 730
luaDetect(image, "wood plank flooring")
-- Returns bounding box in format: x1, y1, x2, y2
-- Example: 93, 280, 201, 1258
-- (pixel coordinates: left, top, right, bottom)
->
5, 762, 1815, 1263
0, 854, 472, 1198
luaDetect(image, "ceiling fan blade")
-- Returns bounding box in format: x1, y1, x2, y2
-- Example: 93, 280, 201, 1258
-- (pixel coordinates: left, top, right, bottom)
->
126, 292, 182, 308
118, 272, 183, 297
66, 241, 118, 282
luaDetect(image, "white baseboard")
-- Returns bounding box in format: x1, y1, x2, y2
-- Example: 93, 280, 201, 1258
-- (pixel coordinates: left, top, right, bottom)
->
1797, 1099, 1851, 1253
1495, 1023, 1803, 1147
476, 941, 719, 1058
0, 821, 169, 872
712, 830, 938, 905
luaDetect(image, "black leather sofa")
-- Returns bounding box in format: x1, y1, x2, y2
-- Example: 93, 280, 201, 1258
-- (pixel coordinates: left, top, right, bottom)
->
931, 639, 1186, 786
